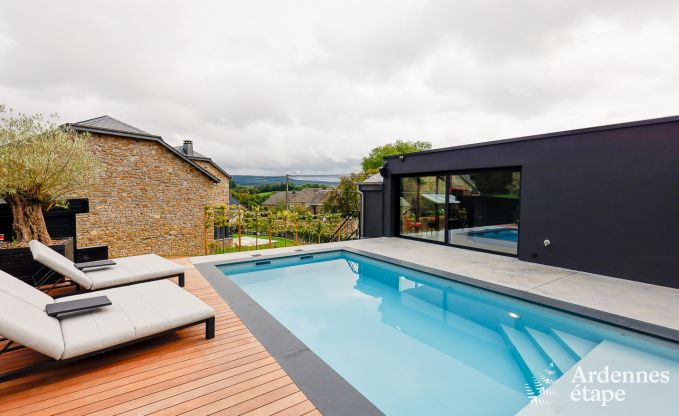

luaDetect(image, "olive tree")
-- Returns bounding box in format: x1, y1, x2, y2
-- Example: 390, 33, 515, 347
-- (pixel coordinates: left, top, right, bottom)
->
0, 106, 101, 244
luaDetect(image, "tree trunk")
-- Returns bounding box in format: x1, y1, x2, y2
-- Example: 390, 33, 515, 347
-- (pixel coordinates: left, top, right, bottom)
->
5, 194, 52, 245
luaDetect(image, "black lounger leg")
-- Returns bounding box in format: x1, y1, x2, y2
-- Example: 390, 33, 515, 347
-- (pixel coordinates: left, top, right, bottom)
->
206, 317, 215, 339
178, 273, 185, 287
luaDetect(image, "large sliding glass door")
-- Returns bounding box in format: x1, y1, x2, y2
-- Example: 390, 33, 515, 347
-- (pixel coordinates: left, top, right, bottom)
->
399, 175, 446, 242
399, 168, 520, 255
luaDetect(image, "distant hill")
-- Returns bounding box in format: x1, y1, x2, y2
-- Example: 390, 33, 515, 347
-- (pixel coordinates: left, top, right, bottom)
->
232, 175, 339, 186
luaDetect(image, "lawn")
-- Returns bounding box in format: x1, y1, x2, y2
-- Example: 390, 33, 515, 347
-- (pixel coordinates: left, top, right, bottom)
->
210, 233, 302, 254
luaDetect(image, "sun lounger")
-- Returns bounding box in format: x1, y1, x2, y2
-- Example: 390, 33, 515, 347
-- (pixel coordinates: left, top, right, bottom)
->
29, 240, 186, 291
0, 269, 215, 382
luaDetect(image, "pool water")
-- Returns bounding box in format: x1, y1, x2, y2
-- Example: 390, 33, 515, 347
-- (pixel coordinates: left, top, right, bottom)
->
467, 228, 519, 242
220, 252, 679, 416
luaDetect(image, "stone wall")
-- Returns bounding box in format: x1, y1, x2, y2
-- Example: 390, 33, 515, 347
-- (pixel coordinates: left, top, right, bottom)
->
74, 134, 229, 257
194, 160, 230, 206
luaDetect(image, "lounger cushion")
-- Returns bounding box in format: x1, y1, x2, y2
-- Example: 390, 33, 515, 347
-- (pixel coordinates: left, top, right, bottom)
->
86, 254, 185, 290
58, 280, 214, 359
0, 290, 64, 360
29, 240, 93, 289
0, 270, 54, 311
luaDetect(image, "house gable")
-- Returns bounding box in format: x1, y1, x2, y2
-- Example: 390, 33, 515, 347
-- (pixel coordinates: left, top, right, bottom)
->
67, 116, 220, 183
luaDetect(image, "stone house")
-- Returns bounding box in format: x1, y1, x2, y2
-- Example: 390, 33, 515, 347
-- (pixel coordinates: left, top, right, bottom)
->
66, 116, 230, 257
262, 188, 331, 214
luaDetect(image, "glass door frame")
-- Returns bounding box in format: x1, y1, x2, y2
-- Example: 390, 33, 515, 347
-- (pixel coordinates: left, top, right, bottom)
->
395, 166, 523, 257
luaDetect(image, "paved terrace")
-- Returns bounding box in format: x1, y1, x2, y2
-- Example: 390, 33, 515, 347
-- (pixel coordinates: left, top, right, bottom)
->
194, 237, 679, 334
2, 237, 677, 416
0, 258, 320, 416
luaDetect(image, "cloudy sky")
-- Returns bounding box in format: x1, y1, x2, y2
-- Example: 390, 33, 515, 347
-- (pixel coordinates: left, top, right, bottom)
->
1, 1, 678, 175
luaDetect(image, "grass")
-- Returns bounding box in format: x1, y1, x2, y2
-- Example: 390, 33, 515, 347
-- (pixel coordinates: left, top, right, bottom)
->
210, 233, 302, 254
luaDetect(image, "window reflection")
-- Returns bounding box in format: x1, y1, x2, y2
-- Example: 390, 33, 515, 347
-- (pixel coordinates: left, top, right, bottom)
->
399, 176, 446, 242
399, 169, 520, 254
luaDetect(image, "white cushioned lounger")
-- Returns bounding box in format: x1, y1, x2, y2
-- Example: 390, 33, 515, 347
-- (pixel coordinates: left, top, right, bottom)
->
0, 270, 215, 381
29, 240, 186, 290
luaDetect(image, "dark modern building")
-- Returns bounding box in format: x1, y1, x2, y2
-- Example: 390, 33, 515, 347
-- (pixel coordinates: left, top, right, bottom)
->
359, 115, 679, 289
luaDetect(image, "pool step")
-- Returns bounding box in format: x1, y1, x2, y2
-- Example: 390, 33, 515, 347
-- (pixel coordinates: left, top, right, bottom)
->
525, 327, 577, 373
550, 329, 598, 360
500, 325, 559, 395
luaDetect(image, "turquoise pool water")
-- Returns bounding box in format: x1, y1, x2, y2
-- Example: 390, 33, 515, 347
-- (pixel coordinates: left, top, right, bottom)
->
219, 251, 679, 415
468, 228, 519, 242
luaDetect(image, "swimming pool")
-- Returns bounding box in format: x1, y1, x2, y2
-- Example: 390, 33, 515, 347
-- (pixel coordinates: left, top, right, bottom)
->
219, 251, 679, 415
467, 227, 519, 242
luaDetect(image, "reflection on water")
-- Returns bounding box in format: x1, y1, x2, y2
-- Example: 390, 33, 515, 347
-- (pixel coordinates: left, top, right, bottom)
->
350, 257, 598, 396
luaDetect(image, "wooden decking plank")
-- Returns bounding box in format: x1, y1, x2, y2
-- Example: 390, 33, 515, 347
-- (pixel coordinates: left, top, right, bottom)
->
240, 391, 308, 416
106, 361, 280, 415
5, 342, 262, 413
211, 385, 303, 416
0, 259, 321, 416
0, 328, 254, 399
0, 316, 242, 381
58, 359, 281, 416
271, 400, 316, 416
150, 372, 291, 415
16, 346, 268, 416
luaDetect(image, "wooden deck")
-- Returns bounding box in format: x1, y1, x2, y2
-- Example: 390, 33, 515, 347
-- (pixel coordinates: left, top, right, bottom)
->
0, 259, 321, 416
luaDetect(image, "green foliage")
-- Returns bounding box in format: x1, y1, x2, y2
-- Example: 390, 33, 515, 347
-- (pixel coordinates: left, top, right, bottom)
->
0, 106, 102, 209
231, 191, 274, 209
231, 182, 329, 210
323, 172, 368, 217
232, 182, 327, 194
471, 170, 521, 197
209, 234, 294, 253
361, 139, 432, 172
0, 106, 103, 243
204, 204, 358, 254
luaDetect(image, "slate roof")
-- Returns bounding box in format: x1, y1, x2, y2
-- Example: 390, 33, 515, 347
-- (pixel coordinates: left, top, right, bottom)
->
173, 143, 231, 178
173, 145, 209, 159
66, 116, 220, 183
310, 189, 332, 205
261, 192, 286, 206
229, 193, 242, 207
262, 188, 330, 206
262, 188, 332, 207
69, 115, 153, 137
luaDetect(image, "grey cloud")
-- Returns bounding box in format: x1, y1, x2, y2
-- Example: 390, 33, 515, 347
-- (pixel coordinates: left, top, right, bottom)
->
1, 0, 678, 175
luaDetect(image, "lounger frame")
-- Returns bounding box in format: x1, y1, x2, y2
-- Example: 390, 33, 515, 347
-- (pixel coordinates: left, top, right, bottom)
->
30, 264, 185, 295
0, 316, 214, 383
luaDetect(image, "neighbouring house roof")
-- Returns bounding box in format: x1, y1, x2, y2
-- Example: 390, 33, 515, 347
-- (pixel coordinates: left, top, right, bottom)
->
309, 189, 332, 206
66, 116, 220, 183
174, 141, 231, 179
261, 192, 286, 207
229, 192, 242, 207
262, 188, 331, 207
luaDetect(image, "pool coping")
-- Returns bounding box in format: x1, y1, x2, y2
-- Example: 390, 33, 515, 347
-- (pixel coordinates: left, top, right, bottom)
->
195, 254, 384, 416
195, 246, 679, 416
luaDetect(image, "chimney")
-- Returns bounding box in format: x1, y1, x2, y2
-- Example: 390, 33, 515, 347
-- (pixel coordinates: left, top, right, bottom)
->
182, 140, 194, 155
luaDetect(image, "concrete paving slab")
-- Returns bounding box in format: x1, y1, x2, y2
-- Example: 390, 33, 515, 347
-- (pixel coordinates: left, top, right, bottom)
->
191, 237, 679, 334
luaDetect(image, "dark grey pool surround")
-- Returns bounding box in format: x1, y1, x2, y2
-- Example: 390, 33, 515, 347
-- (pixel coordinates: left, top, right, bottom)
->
196, 254, 384, 416
360, 115, 679, 289
197, 247, 679, 415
